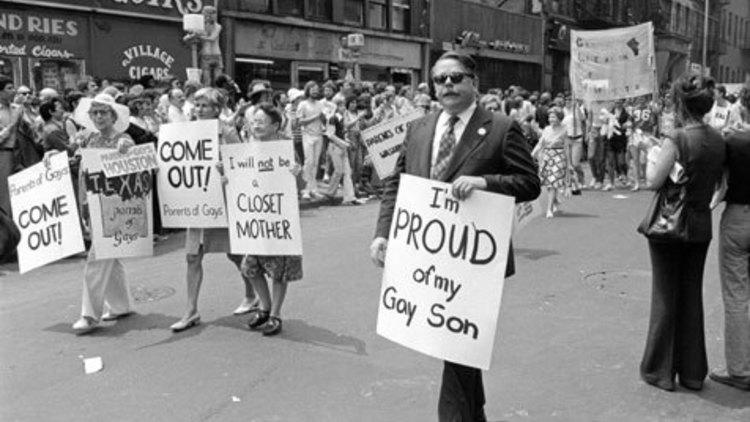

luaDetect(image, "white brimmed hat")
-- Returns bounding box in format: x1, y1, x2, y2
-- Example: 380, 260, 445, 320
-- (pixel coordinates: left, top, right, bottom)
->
74, 93, 130, 134
287, 88, 304, 103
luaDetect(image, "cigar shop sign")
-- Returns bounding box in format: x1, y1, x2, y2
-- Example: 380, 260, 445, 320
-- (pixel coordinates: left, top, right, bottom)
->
120, 44, 177, 80
0, 9, 88, 59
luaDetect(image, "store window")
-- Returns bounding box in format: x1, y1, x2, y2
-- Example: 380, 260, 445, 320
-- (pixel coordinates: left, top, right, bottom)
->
308, 0, 332, 21
344, 0, 364, 26
392, 0, 411, 32
277, 0, 304, 16
29, 58, 85, 92
368, 0, 388, 29
0, 57, 22, 86
234, 57, 292, 95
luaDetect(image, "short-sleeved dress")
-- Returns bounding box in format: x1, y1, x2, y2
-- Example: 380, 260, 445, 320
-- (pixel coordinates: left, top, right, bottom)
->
538, 124, 568, 188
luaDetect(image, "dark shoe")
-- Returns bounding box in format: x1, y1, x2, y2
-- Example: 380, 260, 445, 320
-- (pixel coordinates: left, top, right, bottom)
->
709, 369, 750, 391
641, 374, 675, 391
247, 309, 270, 330
571, 189, 582, 196
679, 378, 703, 391
261, 316, 282, 336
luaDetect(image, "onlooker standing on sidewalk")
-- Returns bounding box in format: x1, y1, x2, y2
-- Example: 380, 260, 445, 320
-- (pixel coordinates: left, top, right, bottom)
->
297, 81, 326, 200
640, 75, 725, 392
709, 90, 750, 391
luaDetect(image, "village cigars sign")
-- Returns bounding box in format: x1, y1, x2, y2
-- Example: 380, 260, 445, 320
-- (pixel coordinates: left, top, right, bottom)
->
570, 22, 656, 102
0, 8, 88, 59
121, 44, 177, 80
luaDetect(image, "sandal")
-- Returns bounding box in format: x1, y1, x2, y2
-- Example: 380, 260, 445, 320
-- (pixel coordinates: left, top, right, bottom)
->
261, 316, 282, 336
247, 309, 270, 330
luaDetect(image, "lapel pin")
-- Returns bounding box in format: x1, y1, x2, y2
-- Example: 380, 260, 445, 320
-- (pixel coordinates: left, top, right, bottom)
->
477, 127, 487, 136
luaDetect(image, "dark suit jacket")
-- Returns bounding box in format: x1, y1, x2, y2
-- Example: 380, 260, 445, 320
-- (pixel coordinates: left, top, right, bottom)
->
375, 105, 541, 277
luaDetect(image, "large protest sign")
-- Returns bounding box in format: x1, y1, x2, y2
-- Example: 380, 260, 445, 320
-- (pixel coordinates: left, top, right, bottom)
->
377, 174, 515, 370
8, 153, 85, 273
513, 198, 543, 235
82, 149, 153, 260
570, 22, 656, 102
100, 144, 158, 178
222, 141, 302, 255
362, 112, 421, 179
157, 120, 227, 228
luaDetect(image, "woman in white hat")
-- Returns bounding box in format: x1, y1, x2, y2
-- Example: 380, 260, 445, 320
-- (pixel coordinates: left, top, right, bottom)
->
71, 93, 136, 333
170, 87, 258, 332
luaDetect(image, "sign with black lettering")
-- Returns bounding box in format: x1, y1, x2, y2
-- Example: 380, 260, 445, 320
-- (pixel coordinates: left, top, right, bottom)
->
8, 152, 84, 273
82, 149, 153, 259
222, 141, 302, 255
156, 120, 227, 228
376, 174, 515, 370
100, 144, 158, 178
361, 112, 421, 179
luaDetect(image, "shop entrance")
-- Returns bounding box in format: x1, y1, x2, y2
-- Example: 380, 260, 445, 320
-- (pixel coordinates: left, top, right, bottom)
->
0, 57, 22, 86
292, 62, 329, 87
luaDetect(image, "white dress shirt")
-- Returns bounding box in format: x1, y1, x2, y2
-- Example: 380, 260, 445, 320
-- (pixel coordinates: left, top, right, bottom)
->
431, 102, 477, 167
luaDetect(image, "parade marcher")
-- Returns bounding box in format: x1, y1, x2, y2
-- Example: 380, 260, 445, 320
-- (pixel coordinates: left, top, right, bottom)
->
370, 51, 540, 421
586, 105, 607, 190
242, 103, 303, 336
170, 88, 257, 332
640, 75, 726, 391
322, 98, 362, 205
659, 96, 676, 138
0, 77, 21, 216
706, 85, 733, 134
532, 107, 570, 218
562, 98, 585, 193
297, 81, 327, 200
709, 89, 750, 391
71, 94, 136, 333
167, 88, 188, 123
39, 98, 74, 155
628, 97, 659, 191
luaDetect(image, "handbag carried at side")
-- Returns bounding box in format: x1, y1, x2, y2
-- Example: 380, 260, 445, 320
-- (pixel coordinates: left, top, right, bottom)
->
637, 134, 689, 242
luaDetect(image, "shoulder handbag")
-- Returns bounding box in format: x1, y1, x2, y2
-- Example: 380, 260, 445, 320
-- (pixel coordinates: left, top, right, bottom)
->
637, 133, 689, 242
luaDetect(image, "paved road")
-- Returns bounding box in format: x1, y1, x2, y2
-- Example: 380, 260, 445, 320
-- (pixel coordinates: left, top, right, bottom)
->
1, 189, 748, 421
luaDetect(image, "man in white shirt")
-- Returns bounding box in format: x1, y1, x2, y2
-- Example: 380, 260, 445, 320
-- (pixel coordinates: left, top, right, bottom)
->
167, 88, 188, 123
707, 85, 733, 134
297, 81, 327, 199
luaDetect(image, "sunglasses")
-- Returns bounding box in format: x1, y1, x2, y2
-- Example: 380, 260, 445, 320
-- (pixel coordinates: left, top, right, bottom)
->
432, 71, 473, 85
88, 109, 112, 116
17, 91, 31, 96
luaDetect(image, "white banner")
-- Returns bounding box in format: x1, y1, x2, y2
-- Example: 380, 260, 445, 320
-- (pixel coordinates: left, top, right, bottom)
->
82, 149, 153, 260
513, 198, 543, 235
100, 144, 158, 178
377, 174, 515, 370
8, 153, 84, 273
570, 22, 656, 102
222, 141, 303, 255
362, 112, 422, 179
157, 120, 227, 228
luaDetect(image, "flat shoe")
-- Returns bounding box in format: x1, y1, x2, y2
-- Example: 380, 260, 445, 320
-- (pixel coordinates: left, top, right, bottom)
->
170, 313, 201, 332
102, 311, 133, 321
709, 370, 750, 391
641, 375, 675, 391
72, 317, 99, 335
233, 300, 259, 315
262, 316, 282, 336
247, 309, 270, 330
679, 378, 703, 391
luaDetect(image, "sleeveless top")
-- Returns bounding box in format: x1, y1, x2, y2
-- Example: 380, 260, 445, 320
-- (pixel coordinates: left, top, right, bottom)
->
671, 124, 726, 242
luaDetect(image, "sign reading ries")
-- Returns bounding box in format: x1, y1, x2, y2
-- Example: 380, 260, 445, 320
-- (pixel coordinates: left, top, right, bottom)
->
362, 112, 421, 179
222, 141, 302, 256
377, 174, 515, 370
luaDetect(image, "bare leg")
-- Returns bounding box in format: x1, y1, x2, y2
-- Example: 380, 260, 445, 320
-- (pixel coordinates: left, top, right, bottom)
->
270, 279, 288, 318
248, 274, 272, 312
546, 188, 556, 218
183, 252, 203, 319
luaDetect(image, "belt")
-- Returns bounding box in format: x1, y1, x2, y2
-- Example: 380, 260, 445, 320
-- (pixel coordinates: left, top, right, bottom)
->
569, 135, 583, 140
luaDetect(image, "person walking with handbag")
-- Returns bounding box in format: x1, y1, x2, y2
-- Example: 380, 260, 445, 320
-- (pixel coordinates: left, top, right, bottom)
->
708, 89, 750, 391
638, 75, 726, 391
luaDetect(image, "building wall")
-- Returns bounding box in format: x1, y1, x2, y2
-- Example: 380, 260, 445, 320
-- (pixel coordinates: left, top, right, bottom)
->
717, 0, 750, 84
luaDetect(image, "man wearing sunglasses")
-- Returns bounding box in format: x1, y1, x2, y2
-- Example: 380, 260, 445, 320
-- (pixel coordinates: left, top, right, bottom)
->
370, 52, 540, 421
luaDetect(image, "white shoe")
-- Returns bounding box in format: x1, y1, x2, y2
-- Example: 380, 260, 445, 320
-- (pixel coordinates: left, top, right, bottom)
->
72, 317, 99, 334
546, 210, 554, 218
301, 191, 311, 200
602, 183, 613, 191
233, 299, 258, 315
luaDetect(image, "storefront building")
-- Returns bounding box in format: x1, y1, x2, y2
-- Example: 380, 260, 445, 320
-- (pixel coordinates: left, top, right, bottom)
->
1, 0, 196, 90
221, 0, 431, 92
431, 0, 544, 92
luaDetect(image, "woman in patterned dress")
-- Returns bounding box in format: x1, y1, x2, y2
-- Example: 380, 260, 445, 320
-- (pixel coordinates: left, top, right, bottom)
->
532, 107, 570, 218
243, 103, 303, 336
170, 88, 257, 332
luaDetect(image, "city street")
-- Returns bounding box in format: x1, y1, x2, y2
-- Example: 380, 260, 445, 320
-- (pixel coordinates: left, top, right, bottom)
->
1, 190, 748, 421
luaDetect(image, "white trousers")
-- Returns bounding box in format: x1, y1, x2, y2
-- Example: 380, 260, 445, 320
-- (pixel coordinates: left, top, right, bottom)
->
80, 247, 131, 320
302, 133, 323, 193
325, 145, 356, 202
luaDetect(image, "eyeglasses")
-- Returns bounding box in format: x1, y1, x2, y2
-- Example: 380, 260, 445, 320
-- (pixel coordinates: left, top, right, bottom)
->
432, 71, 474, 85
17, 91, 31, 96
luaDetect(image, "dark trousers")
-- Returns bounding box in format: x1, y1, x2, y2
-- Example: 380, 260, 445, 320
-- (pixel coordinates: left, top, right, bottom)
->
589, 135, 606, 183
641, 240, 710, 387
438, 361, 486, 422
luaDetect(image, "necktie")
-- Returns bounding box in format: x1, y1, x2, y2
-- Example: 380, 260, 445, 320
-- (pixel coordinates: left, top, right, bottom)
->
431, 115, 460, 180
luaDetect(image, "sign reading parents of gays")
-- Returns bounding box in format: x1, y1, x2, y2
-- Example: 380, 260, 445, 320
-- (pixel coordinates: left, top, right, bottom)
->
222, 141, 302, 255
376, 174, 515, 370
362, 111, 421, 179
570, 22, 656, 102
8, 152, 85, 273
82, 149, 153, 260
100, 144, 159, 178
157, 120, 227, 228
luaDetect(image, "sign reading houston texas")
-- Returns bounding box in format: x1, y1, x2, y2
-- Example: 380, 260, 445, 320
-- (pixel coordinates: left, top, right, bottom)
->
376, 174, 515, 370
